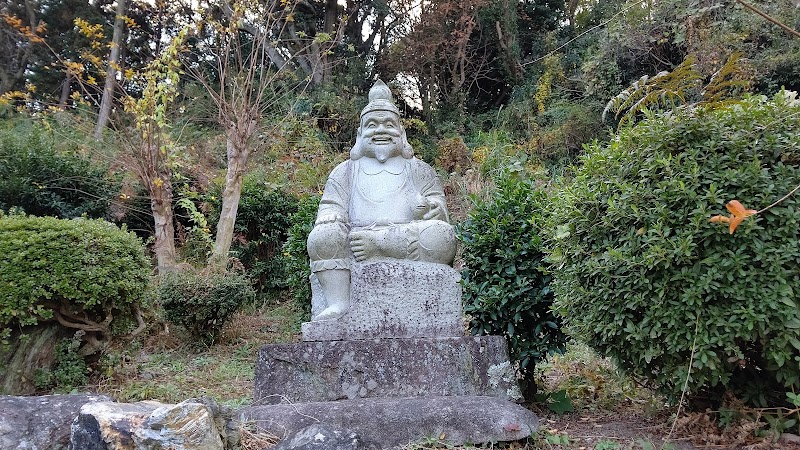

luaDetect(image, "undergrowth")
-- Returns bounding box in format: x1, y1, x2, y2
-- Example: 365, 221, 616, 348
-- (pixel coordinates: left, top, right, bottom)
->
88, 300, 303, 407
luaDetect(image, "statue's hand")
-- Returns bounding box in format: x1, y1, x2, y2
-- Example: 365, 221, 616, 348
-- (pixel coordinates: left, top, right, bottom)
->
423, 202, 444, 220
412, 194, 431, 220
349, 230, 377, 262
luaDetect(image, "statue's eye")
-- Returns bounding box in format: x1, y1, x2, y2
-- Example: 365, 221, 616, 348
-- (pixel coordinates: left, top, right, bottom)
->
367, 122, 376, 128
385, 122, 395, 128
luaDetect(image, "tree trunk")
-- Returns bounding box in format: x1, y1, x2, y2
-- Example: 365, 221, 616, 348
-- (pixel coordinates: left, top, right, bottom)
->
150, 175, 177, 271
94, 0, 126, 140
58, 73, 72, 108
210, 135, 252, 267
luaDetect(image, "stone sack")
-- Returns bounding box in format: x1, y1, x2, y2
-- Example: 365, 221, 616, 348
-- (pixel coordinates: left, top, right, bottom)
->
303, 261, 463, 341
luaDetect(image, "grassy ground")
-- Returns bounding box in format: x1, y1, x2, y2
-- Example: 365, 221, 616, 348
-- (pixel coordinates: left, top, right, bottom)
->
83, 302, 798, 450
88, 301, 303, 408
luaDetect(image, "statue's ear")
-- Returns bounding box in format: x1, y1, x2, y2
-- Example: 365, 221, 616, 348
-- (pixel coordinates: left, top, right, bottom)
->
350, 127, 363, 160
401, 129, 414, 159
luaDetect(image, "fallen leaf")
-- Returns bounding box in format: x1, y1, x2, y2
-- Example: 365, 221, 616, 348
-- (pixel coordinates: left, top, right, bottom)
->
725, 200, 757, 234
709, 200, 757, 234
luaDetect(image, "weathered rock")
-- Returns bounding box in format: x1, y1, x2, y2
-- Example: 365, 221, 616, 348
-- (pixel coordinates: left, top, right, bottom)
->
240, 396, 538, 447
69, 399, 225, 450
302, 261, 463, 341
272, 423, 379, 450
254, 336, 521, 405
1, 324, 72, 394
0, 393, 112, 450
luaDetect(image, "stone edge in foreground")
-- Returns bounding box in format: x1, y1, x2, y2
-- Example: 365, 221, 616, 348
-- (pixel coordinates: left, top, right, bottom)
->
239, 395, 538, 447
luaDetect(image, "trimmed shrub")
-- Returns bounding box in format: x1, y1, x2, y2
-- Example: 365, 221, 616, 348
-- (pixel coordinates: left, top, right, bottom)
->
157, 270, 255, 344
0, 120, 120, 219
457, 173, 567, 395
281, 194, 320, 319
547, 92, 800, 407
0, 213, 151, 344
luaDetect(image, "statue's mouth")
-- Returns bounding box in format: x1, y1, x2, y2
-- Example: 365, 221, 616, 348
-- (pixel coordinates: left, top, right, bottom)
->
372, 136, 394, 144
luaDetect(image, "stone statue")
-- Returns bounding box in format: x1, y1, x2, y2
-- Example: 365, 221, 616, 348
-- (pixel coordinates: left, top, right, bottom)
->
307, 80, 457, 320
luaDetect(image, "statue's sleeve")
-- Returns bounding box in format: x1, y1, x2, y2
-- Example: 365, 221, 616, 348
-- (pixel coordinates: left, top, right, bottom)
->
316, 161, 351, 223
412, 159, 450, 223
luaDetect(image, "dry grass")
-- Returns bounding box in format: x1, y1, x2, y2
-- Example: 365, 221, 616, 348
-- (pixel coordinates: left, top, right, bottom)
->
240, 422, 280, 450
87, 301, 303, 406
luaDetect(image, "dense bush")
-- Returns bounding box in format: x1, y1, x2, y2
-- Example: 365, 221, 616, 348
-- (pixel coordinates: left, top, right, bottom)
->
457, 173, 567, 394
547, 92, 800, 407
0, 120, 120, 219
282, 194, 320, 319
0, 213, 151, 344
157, 270, 255, 344
208, 172, 298, 295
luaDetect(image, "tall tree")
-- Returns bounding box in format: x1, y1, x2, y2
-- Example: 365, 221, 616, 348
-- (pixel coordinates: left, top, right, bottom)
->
121, 28, 188, 270
187, 0, 328, 266
94, 0, 126, 139
0, 0, 44, 94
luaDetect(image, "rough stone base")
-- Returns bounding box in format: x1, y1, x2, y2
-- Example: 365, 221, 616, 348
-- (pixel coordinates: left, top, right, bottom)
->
254, 336, 520, 405
303, 261, 463, 341
240, 396, 538, 447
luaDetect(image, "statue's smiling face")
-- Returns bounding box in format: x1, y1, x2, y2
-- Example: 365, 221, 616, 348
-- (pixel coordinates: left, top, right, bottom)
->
361, 111, 402, 163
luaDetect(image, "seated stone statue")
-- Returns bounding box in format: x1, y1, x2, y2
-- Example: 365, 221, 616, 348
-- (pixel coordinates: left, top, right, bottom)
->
307, 80, 457, 320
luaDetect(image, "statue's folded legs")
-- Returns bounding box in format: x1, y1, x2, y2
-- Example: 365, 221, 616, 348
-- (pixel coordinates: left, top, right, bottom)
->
307, 220, 456, 320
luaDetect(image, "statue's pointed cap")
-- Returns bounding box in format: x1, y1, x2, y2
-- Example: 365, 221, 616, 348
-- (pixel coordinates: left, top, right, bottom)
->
361, 79, 400, 118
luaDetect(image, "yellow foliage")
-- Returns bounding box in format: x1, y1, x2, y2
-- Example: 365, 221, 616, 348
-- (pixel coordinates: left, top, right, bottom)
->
0, 91, 29, 105
74, 18, 105, 40
533, 55, 564, 113
472, 146, 489, 165
122, 15, 138, 29
64, 61, 84, 75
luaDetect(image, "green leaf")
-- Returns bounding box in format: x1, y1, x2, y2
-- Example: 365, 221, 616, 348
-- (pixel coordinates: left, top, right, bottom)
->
548, 390, 575, 414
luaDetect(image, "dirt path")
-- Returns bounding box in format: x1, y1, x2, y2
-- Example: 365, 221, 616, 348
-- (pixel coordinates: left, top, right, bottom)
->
537, 409, 800, 450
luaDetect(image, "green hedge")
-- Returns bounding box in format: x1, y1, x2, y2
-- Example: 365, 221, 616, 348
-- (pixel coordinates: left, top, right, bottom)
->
458, 174, 567, 395
547, 92, 800, 407
157, 270, 255, 344
0, 213, 150, 343
282, 194, 320, 319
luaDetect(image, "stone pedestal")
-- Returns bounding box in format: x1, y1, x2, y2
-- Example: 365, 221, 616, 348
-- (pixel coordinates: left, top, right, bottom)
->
303, 261, 463, 341
254, 336, 520, 405
252, 261, 534, 447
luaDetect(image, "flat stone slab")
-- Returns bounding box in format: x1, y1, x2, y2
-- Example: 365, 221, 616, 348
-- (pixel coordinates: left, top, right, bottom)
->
240, 396, 538, 447
254, 336, 521, 405
303, 261, 463, 341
